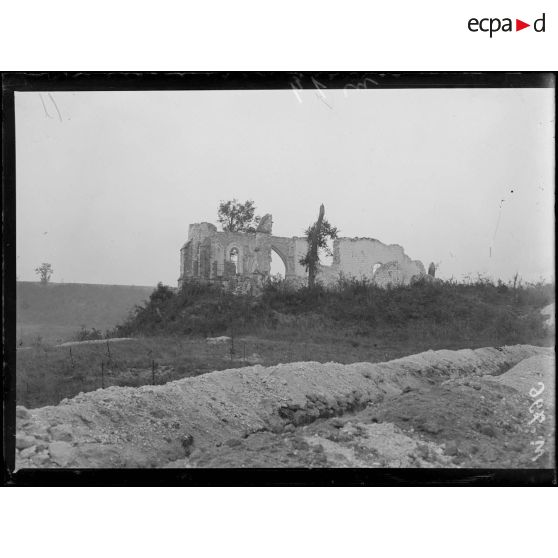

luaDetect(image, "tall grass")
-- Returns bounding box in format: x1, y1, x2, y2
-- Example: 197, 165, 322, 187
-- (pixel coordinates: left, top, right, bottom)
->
115, 276, 554, 347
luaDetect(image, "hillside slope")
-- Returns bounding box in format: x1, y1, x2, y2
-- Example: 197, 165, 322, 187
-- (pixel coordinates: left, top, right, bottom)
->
116, 278, 555, 348
17, 282, 154, 343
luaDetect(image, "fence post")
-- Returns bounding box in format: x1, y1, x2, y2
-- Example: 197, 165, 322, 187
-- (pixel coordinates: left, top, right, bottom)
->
106, 339, 111, 360
101, 361, 104, 389
69, 347, 74, 368
152, 359, 155, 384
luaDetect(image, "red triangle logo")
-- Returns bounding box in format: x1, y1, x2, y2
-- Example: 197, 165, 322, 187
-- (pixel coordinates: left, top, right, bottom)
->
516, 19, 530, 31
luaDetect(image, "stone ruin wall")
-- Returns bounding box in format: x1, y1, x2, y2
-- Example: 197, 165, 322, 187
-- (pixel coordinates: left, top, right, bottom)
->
179, 217, 426, 292
316, 238, 426, 288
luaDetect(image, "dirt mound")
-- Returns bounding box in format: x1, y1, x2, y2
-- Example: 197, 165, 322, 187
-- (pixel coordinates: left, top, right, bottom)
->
489, 354, 554, 393
171, 353, 555, 469
14, 344, 553, 469
57, 338, 134, 348
174, 421, 456, 469
541, 303, 555, 328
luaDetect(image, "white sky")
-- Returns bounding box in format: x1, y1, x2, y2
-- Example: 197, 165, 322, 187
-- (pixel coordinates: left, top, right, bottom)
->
15, 87, 555, 286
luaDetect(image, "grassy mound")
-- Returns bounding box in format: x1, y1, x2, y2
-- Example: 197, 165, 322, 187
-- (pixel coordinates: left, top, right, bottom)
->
114, 277, 554, 347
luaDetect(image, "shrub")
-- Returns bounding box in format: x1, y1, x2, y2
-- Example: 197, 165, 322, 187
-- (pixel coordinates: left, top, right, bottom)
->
73, 326, 104, 341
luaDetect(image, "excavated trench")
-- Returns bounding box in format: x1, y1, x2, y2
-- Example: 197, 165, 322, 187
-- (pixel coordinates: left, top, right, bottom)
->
14, 344, 554, 468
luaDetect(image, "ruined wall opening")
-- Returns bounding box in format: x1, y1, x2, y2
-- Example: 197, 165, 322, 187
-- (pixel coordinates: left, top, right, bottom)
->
321, 238, 334, 267
229, 247, 239, 274
270, 246, 287, 279
372, 263, 382, 276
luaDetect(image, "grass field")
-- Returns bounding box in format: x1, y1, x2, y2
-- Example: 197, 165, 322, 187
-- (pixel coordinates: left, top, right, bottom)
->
15, 333, 453, 408
16, 323, 83, 346
17, 324, 554, 409
16, 281, 154, 345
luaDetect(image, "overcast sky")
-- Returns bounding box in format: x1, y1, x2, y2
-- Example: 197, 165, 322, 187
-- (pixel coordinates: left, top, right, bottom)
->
15, 87, 554, 286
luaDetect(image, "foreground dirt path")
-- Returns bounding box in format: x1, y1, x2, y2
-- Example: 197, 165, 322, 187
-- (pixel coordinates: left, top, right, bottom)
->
15, 344, 554, 468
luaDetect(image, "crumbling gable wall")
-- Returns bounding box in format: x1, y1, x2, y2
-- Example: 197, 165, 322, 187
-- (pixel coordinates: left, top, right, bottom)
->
179, 224, 270, 287
314, 237, 425, 287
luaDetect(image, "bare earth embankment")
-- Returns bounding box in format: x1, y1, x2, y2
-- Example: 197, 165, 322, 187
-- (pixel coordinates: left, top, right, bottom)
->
15, 344, 554, 469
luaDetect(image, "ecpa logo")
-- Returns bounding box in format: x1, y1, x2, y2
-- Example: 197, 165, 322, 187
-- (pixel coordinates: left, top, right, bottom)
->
468, 13, 546, 37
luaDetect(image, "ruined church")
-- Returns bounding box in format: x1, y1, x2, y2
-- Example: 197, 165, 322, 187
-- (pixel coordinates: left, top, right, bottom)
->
178, 214, 426, 293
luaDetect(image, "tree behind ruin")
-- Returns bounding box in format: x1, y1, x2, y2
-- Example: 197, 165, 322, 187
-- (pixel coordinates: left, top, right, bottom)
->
217, 199, 261, 232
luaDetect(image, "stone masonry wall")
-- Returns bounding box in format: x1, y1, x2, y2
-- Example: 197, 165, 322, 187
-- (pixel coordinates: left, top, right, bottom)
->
179, 220, 425, 291
315, 238, 425, 288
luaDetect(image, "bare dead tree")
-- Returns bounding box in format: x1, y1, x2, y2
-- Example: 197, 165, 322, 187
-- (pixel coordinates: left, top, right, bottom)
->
308, 204, 325, 288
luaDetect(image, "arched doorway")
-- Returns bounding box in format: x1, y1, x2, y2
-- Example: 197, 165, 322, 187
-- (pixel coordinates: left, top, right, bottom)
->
270, 246, 287, 279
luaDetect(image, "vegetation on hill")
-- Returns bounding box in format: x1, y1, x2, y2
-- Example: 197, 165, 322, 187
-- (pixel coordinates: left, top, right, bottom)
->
114, 276, 555, 348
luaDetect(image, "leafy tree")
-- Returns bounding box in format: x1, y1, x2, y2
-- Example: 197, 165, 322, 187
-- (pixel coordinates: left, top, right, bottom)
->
34, 263, 53, 285
217, 199, 261, 232
299, 204, 338, 287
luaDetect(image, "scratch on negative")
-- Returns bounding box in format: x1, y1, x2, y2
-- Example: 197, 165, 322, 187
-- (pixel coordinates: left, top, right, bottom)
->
317, 94, 333, 110
39, 93, 52, 119
48, 93, 63, 122
492, 199, 506, 243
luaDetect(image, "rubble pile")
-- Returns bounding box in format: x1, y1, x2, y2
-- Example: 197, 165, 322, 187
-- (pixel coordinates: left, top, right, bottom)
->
14, 344, 554, 468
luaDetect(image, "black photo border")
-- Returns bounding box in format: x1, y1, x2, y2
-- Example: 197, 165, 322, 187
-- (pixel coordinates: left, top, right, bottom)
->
2, 71, 556, 486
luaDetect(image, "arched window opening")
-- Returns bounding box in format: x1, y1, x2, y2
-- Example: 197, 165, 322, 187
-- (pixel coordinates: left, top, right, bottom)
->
230, 248, 239, 274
